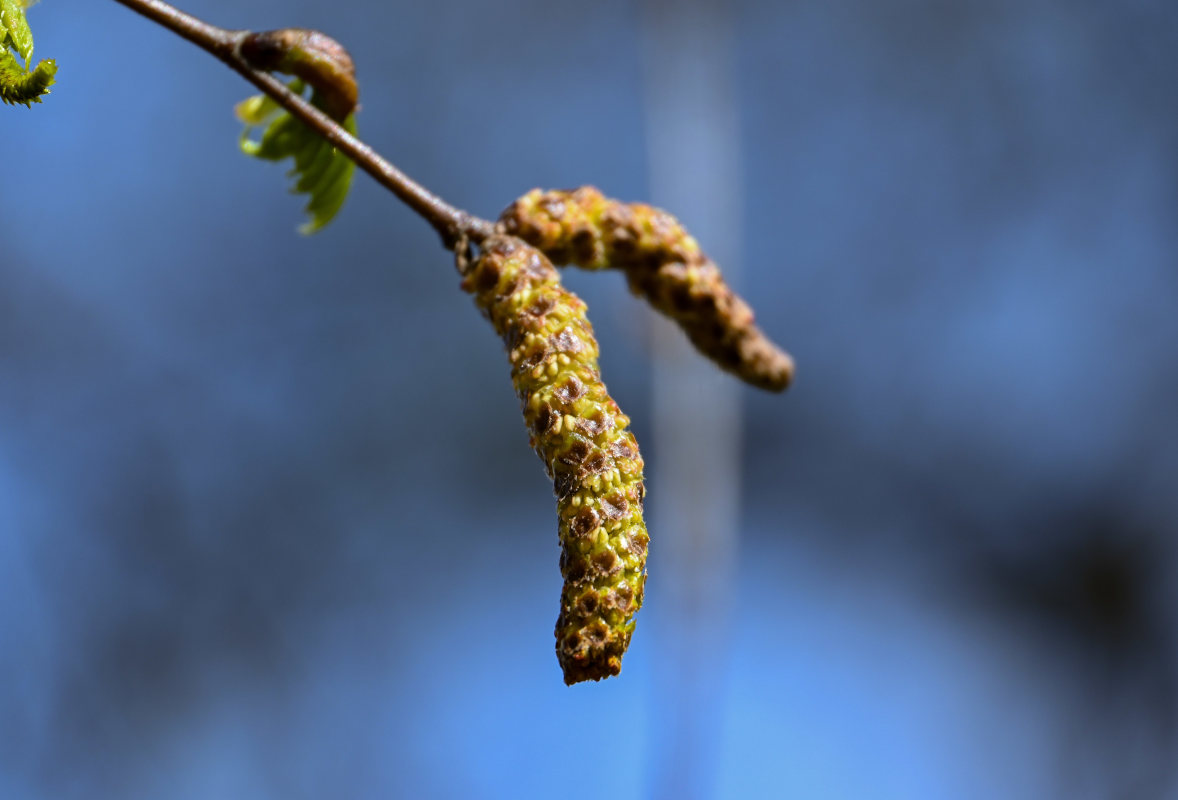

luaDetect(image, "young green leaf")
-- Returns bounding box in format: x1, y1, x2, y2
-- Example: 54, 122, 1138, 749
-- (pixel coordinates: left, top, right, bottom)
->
237, 80, 357, 234
1, 0, 34, 63
234, 90, 284, 127
1, 0, 54, 108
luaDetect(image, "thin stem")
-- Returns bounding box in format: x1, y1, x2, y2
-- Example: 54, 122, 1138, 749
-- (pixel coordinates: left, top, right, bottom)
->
109, 0, 496, 247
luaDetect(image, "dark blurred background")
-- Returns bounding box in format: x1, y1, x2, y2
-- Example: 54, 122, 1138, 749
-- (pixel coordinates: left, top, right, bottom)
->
3, 0, 1178, 798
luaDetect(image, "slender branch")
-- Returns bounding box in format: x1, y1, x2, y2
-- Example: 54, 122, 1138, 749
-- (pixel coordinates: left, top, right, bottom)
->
109, 0, 496, 247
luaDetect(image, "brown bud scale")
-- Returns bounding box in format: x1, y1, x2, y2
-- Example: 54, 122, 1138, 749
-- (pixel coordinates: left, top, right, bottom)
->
499, 186, 794, 391
240, 28, 359, 121
462, 235, 648, 684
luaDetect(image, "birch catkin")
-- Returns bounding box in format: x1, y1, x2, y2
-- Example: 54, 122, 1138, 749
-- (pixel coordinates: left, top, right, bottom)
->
499, 186, 795, 392
462, 234, 648, 684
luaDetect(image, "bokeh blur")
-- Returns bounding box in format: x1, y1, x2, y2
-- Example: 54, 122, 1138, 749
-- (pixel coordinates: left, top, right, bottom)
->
3, 0, 1178, 798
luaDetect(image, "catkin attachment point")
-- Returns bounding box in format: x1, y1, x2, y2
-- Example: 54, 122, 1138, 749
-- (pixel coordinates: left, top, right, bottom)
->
453, 232, 474, 275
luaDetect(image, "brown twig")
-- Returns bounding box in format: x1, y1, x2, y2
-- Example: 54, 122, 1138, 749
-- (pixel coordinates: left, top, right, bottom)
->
109, 0, 496, 247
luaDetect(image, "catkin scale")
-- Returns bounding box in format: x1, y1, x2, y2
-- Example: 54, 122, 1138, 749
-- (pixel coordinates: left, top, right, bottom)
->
499, 186, 795, 392
462, 235, 648, 684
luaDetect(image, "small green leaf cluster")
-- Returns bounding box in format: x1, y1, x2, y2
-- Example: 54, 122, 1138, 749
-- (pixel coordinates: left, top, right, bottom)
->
1, 0, 56, 107
237, 81, 357, 234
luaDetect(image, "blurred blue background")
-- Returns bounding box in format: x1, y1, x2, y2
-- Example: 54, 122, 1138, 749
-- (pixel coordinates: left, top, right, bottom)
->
3, 0, 1178, 798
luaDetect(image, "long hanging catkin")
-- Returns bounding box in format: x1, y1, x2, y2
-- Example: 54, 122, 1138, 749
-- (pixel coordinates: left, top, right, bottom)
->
499, 186, 795, 392
461, 234, 648, 684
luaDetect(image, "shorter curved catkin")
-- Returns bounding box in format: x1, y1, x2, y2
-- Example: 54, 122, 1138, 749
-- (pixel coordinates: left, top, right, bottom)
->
462, 234, 648, 684
499, 186, 794, 392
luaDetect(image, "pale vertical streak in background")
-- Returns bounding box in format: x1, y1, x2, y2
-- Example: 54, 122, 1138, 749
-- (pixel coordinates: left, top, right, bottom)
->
641, 2, 743, 798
